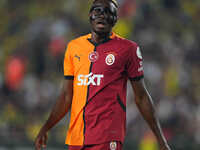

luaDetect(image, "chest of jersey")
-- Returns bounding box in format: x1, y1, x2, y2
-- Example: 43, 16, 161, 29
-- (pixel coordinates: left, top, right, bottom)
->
72, 39, 128, 86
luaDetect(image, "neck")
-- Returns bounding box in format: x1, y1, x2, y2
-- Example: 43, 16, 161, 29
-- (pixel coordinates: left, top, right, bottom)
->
91, 31, 111, 44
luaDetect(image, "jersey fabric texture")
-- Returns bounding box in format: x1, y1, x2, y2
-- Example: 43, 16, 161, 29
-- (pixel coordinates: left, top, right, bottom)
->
63, 33, 144, 146
68, 141, 122, 150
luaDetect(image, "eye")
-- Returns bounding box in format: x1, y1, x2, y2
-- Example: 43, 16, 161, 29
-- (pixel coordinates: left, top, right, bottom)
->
104, 8, 110, 14
93, 7, 103, 14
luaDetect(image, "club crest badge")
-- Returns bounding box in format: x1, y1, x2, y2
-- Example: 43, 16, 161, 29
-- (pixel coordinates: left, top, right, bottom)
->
105, 54, 115, 65
89, 51, 99, 62
110, 141, 117, 150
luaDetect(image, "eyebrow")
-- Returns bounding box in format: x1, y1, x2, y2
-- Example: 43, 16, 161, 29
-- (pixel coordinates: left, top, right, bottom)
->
92, 3, 104, 7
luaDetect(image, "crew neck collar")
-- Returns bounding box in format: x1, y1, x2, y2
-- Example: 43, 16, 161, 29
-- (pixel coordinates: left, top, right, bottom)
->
87, 32, 116, 46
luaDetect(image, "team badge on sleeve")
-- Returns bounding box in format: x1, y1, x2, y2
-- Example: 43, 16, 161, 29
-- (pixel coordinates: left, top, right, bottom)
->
105, 54, 115, 65
110, 141, 117, 150
136, 47, 142, 59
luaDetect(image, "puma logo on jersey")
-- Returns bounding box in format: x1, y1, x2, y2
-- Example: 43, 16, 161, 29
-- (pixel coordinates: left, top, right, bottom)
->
77, 72, 104, 86
74, 54, 81, 61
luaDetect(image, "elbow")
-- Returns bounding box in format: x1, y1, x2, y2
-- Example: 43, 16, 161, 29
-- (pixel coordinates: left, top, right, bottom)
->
135, 94, 146, 105
135, 91, 153, 109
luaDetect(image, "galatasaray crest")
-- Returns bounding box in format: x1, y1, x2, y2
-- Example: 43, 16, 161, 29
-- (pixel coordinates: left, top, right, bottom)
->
105, 54, 115, 65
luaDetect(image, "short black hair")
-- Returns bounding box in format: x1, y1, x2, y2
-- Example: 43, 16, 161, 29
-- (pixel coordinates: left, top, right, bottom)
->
92, 0, 118, 8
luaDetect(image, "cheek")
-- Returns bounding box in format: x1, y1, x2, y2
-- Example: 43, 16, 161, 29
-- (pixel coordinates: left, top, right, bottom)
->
90, 19, 96, 28
107, 15, 115, 25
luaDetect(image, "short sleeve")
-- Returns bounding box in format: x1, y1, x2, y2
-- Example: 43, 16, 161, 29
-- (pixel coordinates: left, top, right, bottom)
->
126, 44, 144, 81
63, 42, 74, 79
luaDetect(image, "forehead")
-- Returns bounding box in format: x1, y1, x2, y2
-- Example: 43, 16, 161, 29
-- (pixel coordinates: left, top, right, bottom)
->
92, 0, 116, 9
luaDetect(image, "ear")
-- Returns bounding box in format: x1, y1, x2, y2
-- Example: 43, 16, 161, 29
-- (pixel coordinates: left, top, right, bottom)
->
89, 8, 92, 16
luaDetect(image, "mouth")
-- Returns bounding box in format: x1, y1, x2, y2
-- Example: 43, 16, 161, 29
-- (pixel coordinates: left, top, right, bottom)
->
95, 19, 107, 28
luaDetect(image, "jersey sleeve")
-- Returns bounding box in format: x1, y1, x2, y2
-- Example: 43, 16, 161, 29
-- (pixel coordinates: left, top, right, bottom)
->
63, 42, 74, 79
126, 44, 144, 81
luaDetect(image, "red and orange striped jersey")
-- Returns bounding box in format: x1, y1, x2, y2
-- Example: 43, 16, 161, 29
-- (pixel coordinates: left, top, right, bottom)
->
63, 32, 144, 146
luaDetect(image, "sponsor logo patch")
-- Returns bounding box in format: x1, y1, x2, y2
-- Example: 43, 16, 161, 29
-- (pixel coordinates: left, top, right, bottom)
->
138, 61, 143, 72
110, 141, 117, 150
77, 72, 104, 86
89, 51, 99, 62
138, 67, 143, 72
136, 47, 142, 59
105, 54, 115, 65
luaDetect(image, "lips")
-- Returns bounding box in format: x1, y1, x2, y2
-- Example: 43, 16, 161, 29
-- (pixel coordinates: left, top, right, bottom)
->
96, 19, 106, 24
97, 22, 105, 25
95, 19, 107, 28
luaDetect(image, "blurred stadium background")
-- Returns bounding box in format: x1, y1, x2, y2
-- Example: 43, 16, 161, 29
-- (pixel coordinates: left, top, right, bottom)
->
0, 0, 200, 149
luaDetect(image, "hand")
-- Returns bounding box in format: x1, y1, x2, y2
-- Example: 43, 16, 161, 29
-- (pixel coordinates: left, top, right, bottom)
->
35, 131, 48, 150
160, 143, 171, 150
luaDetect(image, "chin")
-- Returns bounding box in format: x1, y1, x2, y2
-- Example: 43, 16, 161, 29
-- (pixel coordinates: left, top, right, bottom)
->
94, 28, 110, 35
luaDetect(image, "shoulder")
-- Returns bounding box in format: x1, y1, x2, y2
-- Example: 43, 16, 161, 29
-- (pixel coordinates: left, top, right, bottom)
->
113, 33, 138, 49
113, 34, 141, 59
65, 33, 91, 54
68, 33, 91, 46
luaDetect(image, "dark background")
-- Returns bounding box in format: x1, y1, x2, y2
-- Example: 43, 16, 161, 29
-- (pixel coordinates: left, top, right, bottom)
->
0, 0, 200, 149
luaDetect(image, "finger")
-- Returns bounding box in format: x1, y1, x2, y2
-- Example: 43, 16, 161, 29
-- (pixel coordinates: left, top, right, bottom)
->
35, 138, 41, 150
42, 135, 47, 148
44, 133, 48, 146
36, 145, 41, 150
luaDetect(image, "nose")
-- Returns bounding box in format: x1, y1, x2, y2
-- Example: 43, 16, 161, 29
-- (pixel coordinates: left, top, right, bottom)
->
98, 12, 106, 18
94, 11, 102, 17
97, 10, 108, 19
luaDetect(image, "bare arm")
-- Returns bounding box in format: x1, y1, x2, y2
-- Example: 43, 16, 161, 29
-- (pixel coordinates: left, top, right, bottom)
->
35, 79, 73, 150
130, 79, 171, 150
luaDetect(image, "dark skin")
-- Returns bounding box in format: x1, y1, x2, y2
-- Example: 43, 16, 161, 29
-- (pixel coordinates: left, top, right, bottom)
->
35, 80, 73, 150
89, 0, 117, 43
35, 0, 171, 150
131, 79, 171, 150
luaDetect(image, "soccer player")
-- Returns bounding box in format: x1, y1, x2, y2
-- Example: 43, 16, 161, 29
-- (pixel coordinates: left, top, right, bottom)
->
35, 0, 171, 150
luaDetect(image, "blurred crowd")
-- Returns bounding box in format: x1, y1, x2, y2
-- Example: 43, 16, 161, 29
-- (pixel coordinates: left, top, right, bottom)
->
0, 0, 200, 149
